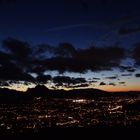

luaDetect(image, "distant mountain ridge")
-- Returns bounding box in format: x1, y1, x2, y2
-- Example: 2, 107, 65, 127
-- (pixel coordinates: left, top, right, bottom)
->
27, 85, 50, 96
26, 85, 109, 98
0, 85, 139, 103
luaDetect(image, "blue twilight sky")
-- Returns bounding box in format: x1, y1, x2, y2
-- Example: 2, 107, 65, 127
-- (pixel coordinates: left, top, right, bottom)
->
0, 0, 140, 91
0, 0, 140, 47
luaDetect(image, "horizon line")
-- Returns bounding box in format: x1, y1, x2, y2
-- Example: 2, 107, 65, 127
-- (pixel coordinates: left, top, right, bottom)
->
1, 86, 140, 93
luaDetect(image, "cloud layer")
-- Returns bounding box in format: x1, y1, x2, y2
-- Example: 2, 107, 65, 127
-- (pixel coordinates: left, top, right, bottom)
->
0, 37, 139, 88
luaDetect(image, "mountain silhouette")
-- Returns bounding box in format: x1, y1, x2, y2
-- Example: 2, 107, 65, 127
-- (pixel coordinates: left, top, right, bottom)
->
0, 88, 29, 103
27, 85, 50, 97
0, 85, 139, 103
27, 85, 109, 98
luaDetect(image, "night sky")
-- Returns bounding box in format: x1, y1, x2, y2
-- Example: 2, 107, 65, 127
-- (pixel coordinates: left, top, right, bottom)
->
0, 0, 140, 91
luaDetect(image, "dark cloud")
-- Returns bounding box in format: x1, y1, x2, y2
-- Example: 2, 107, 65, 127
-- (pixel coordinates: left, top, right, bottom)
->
2, 38, 32, 68
0, 38, 34, 82
119, 82, 125, 84
30, 60, 46, 75
54, 43, 76, 58
2, 38, 31, 56
135, 73, 140, 77
36, 46, 125, 73
32, 43, 77, 74
121, 74, 132, 77
109, 83, 116, 86
0, 38, 126, 86
0, 51, 13, 66
93, 77, 101, 80
34, 44, 55, 60
65, 83, 89, 88
0, 64, 34, 82
36, 44, 53, 54
99, 82, 106, 86
53, 76, 87, 85
0, 81, 9, 87
127, 68, 136, 73
120, 66, 132, 70
36, 75, 52, 84
0, 57, 30, 81
120, 66, 136, 73
105, 75, 118, 79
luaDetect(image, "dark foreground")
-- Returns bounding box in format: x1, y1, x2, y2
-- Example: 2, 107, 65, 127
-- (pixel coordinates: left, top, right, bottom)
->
0, 94, 139, 135
0, 86, 139, 136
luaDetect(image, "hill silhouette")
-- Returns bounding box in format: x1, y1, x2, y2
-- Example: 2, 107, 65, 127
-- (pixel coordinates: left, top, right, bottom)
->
26, 85, 109, 98
27, 85, 50, 97
0, 85, 139, 103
